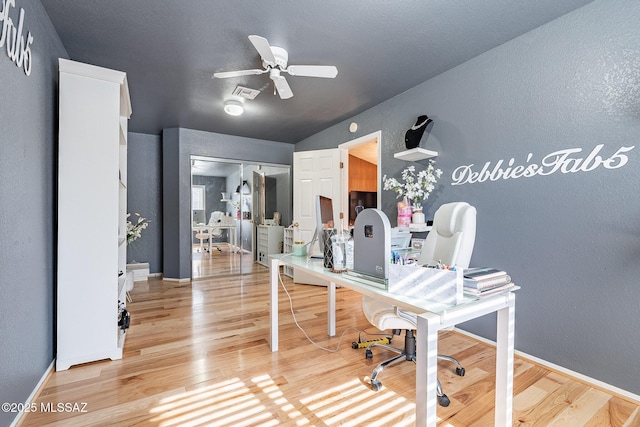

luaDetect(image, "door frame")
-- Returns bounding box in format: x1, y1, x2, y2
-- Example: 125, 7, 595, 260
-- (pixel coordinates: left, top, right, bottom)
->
339, 130, 382, 221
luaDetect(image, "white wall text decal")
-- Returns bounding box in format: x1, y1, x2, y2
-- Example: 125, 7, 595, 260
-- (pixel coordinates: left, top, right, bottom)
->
451, 144, 635, 186
0, 0, 34, 76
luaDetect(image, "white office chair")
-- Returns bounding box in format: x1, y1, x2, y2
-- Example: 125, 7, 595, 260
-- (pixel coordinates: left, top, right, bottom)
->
209, 211, 225, 226
362, 201, 477, 406
194, 229, 211, 252
208, 211, 226, 251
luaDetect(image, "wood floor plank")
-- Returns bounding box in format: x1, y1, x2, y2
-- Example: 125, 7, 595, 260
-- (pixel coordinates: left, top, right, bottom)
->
18, 256, 640, 426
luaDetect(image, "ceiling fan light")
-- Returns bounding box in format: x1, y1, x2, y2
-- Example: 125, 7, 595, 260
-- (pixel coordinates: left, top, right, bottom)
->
224, 100, 244, 116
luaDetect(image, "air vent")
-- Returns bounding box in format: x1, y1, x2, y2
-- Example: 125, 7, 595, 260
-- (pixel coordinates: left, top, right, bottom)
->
232, 86, 260, 100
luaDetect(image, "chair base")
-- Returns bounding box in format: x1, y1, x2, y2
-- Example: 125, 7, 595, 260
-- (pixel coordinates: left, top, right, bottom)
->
365, 330, 465, 407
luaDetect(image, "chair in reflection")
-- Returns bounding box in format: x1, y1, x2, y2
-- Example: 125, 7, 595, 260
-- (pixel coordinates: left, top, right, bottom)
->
195, 228, 211, 253
207, 211, 226, 252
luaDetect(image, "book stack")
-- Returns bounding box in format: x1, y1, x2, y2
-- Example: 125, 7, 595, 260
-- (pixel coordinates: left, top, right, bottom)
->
463, 267, 514, 297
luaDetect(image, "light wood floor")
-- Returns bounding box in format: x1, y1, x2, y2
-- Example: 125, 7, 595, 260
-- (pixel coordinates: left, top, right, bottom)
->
192, 243, 262, 279
21, 261, 640, 426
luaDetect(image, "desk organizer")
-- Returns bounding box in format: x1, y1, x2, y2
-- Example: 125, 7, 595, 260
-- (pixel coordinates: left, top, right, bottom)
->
291, 241, 307, 256
388, 265, 462, 305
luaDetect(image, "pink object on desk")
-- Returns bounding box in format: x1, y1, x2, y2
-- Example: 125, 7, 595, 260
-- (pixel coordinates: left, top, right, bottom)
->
397, 198, 412, 227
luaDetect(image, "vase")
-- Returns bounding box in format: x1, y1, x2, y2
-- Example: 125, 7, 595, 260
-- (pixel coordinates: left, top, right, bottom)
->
412, 208, 425, 224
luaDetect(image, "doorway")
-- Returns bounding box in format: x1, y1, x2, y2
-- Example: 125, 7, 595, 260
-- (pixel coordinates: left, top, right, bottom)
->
340, 130, 381, 226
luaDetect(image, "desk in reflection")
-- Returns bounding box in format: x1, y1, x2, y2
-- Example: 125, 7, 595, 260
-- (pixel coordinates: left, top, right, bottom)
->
193, 222, 238, 253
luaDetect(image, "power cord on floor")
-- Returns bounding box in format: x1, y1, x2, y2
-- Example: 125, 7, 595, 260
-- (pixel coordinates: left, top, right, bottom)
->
276, 254, 387, 353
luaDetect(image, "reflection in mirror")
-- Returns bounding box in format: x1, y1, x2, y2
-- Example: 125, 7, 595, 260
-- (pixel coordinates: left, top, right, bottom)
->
243, 163, 291, 274
191, 156, 291, 279
191, 157, 244, 279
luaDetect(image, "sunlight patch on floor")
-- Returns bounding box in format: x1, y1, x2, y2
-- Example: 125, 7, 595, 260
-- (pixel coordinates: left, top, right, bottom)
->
147, 373, 426, 426
299, 378, 415, 426
149, 378, 273, 427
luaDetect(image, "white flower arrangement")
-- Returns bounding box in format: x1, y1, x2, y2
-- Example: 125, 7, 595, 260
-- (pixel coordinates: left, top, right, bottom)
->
227, 200, 241, 210
126, 212, 150, 244
382, 160, 442, 210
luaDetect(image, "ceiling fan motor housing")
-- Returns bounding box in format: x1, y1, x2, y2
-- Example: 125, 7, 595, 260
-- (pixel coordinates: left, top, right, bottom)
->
264, 46, 288, 69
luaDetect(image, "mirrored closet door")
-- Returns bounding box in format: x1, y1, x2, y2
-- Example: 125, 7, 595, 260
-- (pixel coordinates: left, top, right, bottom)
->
191, 156, 290, 279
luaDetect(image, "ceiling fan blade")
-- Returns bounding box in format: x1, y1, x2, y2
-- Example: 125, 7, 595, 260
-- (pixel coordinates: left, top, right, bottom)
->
272, 75, 293, 99
286, 65, 338, 78
248, 35, 276, 66
213, 69, 267, 78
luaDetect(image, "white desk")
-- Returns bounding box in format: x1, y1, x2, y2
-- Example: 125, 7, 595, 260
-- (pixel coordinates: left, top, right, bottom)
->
269, 253, 516, 427
193, 223, 238, 253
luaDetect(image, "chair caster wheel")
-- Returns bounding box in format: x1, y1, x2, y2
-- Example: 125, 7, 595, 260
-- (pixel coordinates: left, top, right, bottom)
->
371, 379, 382, 391
456, 367, 465, 376
438, 394, 450, 407
365, 349, 373, 359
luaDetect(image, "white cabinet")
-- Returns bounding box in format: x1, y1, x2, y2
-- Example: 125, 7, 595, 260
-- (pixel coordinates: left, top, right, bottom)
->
282, 227, 329, 286
283, 228, 294, 277
56, 59, 132, 371
256, 225, 284, 267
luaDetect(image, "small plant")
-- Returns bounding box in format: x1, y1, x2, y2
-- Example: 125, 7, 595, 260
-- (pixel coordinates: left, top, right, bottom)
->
126, 213, 150, 244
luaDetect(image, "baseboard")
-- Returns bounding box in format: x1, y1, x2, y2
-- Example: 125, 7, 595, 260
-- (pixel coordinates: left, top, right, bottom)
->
10, 359, 55, 427
162, 277, 192, 283
453, 328, 640, 404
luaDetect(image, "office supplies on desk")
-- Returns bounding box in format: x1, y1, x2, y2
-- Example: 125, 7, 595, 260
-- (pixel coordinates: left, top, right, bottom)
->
463, 267, 513, 296
291, 241, 307, 257
463, 267, 508, 280
322, 229, 336, 268
391, 227, 412, 249
463, 281, 515, 297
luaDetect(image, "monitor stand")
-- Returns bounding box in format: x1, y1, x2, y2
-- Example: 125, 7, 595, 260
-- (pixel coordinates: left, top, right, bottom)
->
307, 227, 323, 260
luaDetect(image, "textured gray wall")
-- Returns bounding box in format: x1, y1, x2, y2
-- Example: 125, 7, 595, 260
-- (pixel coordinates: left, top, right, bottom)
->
127, 132, 162, 273
0, 2, 68, 425
162, 128, 294, 279
162, 128, 182, 279
297, 0, 640, 395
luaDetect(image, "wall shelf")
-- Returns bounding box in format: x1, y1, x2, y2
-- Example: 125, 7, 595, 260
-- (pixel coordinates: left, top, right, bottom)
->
394, 147, 438, 162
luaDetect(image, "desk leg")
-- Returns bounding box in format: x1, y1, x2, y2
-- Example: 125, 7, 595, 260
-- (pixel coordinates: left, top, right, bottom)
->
416, 312, 439, 427
269, 258, 279, 352
328, 281, 336, 337
495, 293, 515, 427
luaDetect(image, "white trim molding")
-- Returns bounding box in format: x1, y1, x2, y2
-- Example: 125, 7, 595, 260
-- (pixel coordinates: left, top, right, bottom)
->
9, 360, 55, 427
454, 328, 640, 404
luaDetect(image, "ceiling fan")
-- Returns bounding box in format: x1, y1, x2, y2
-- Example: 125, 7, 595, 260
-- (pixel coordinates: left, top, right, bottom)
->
213, 35, 338, 99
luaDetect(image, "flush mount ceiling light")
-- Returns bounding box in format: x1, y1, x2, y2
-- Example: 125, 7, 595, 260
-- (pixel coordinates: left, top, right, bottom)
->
224, 100, 244, 116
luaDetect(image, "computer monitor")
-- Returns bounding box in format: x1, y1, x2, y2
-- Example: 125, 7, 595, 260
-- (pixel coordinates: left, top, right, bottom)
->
308, 195, 334, 258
